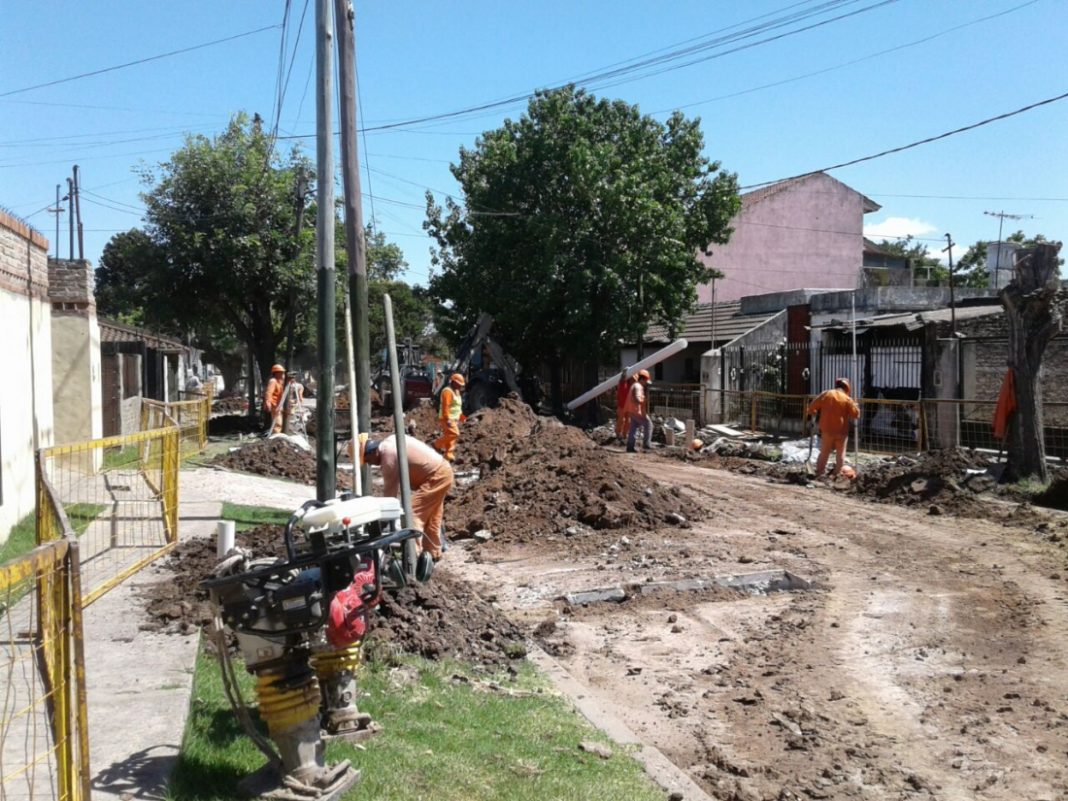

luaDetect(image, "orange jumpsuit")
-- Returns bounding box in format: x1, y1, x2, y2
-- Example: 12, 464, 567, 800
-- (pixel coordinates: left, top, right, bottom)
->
378, 436, 454, 559
263, 376, 285, 433
433, 386, 463, 461
807, 388, 860, 476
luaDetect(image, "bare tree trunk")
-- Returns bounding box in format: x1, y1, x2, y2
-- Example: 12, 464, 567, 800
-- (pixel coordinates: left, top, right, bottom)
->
999, 242, 1065, 483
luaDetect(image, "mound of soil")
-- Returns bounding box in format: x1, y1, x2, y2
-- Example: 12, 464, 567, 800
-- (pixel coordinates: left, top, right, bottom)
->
365, 571, 526, 670
213, 396, 248, 414
850, 449, 992, 514
452, 395, 538, 470
1035, 469, 1068, 511
212, 438, 353, 490
139, 525, 525, 668
448, 414, 699, 549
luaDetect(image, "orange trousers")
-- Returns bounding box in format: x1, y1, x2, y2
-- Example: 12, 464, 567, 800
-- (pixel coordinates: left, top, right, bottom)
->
411, 461, 454, 559
816, 433, 848, 477
434, 419, 460, 461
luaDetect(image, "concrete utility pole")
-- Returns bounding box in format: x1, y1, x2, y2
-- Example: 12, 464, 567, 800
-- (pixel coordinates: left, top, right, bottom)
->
943, 234, 956, 337
983, 210, 1034, 290
67, 177, 74, 259
334, 0, 372, 494
314, 0, 336, 502
73, 164, 84, 260
47, 184, 64, 259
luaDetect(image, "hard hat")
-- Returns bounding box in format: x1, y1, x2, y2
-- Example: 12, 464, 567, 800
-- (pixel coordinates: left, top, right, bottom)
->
271, 364, 285, 374
450, 373, 466, 387
691, 438, 703, 451
637, 369, 651, 381
835, 377, 851, 395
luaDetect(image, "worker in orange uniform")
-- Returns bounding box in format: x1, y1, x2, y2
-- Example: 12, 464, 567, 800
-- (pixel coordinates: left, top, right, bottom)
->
807, 377, 860, 478
625, 369, 652, 453
356, 434, 454, 561
263, 364, 286, 434
614, 372, 634, 442
434, 373, 466, 461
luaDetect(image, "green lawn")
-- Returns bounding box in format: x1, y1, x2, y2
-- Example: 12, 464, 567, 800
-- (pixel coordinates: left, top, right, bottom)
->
219, 503, 292, 531
0, 503, 105, 566
167, 648, 663, 801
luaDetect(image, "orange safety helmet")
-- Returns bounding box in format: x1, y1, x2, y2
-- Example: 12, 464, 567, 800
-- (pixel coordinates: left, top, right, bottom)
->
271, 364, 285, 375
637, 369, 651, 381
449, 373, 466, 387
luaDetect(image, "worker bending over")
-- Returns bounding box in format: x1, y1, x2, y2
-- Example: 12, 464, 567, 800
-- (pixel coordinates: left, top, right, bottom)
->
263, 364, 286, 434
625, 369, 653, 453
807, 377, 860, 478
434, 373, 466, 461
356, 434, 454, 561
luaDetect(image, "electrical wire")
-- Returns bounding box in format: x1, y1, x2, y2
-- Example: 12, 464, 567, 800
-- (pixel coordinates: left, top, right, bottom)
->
0, 25, 283, 98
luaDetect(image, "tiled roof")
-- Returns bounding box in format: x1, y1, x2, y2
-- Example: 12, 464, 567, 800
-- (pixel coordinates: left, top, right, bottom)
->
99, 317, 185, 350
742, 173, 880, 214
643, 301, 777, 346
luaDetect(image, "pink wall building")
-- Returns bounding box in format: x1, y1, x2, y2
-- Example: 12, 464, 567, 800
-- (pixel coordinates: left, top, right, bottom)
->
697, 172, 879, 304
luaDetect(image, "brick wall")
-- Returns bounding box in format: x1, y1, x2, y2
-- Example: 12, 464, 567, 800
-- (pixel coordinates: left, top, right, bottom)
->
47, 258, 95, 311
0, 210, 48, 298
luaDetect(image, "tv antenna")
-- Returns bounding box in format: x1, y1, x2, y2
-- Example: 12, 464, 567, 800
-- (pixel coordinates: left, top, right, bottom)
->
983, 210, 1035, 289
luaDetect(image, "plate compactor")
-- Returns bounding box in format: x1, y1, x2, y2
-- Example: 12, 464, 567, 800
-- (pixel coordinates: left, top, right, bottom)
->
203, 495, 433, 800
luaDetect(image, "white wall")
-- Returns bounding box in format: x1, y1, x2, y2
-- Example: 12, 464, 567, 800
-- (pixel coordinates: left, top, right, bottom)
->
1, 287, 54, 541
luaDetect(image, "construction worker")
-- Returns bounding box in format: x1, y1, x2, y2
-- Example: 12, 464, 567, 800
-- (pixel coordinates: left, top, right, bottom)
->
282, 371, 305, 434
263, 364, 286, 434
807, 377, 860, 478
434, 373, 466, 461
355, 434, 454, 560
614, 372, 634, 442
625, 369, 653, 453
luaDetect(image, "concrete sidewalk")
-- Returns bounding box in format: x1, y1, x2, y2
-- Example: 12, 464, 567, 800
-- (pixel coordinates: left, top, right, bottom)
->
84, 467, 317, 801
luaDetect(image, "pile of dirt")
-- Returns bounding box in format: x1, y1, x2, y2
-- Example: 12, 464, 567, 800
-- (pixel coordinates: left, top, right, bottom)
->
212, 437, 353, 490
365, 571, 526, 670
1035, 468, 1068, 511
139, 525, 525, 669
850, 449, 994, 514
374, 402, 439, 439
212, 396, 248, 414
448, 414, 699, 549
452, 395, 538, 470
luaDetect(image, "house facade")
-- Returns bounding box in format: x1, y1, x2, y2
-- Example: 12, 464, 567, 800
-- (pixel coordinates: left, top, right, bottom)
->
696, 172, 881, 304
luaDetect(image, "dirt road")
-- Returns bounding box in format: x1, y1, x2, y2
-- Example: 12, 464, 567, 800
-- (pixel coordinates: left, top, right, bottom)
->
447, 455, 1068, 800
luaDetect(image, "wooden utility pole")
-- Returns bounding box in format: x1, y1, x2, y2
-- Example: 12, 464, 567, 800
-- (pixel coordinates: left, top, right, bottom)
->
1000, 242, 1065, 483
314, 0, 336, 501
334, 0, 372, 493
943, 234, 956, 337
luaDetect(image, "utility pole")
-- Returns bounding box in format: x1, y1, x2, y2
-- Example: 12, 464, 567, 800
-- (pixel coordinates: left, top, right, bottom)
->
983, 210, 1034, 290
314, 0, 336, 502
709, 274, 717, 350
67, 177, 74, 259
47, 185, 65, 259
334, 0, 372, 494
73, 164, 84, 260
943, 233, 956, 337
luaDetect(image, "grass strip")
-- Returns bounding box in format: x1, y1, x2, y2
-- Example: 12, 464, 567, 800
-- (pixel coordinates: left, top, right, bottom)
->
167, 648, 663, 801
219, 502, 292, 531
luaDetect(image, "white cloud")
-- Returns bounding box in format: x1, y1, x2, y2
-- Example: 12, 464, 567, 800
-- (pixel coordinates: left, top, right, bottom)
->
863, 216, 938, 241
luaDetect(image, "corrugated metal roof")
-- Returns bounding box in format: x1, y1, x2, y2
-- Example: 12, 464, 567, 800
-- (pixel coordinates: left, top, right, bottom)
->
818, 304, 1002, 332
644, 301, 777, 346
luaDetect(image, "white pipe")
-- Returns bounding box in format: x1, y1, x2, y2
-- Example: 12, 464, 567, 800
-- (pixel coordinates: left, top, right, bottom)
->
566, 338, 688, 411
216, 520, 235, 559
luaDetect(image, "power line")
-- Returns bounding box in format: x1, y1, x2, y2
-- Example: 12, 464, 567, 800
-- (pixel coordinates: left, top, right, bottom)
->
744, 88, 1068, 189
0, 25, 283, 98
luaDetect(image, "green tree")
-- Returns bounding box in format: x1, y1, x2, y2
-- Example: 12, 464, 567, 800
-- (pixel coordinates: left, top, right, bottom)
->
875, 237, 946, 284
96, 229, 169, 328
957, 231, 1062, 288
134, 113, 314, 383
425, 85, 740, 412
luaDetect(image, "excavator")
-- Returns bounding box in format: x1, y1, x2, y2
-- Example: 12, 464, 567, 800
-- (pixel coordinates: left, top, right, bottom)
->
436, 313, 535, 415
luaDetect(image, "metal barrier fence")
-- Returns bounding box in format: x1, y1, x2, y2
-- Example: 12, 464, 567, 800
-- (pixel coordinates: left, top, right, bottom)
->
36, 428, 180, 607
1, 477, 90, 801
647, 383, 702, 424
713, 390, 1068, 461
141, 397, 208, 457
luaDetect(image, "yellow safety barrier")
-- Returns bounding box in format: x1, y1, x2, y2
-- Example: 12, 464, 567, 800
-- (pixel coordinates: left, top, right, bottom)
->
1, 475, 91, 801
37, 426, 180, 607
141, 396, 208, 457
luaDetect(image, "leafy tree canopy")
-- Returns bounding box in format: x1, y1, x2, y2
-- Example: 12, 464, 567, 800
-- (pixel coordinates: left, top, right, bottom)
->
956, 231, 1062, 288
425, 85, 740, 410
875, 237, 947, 284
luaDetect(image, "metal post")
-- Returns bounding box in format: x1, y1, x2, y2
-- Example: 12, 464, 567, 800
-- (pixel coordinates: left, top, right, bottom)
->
710, 274, 717, 349
944, 234, 956, 337
67, 176, 74, 259
314, 0, 336, 502
851, 290, 859, 462
73, 165, 84, 261
384, 295, 418, 576
334, 0, 372, 494
47, 184, 64, 259
343, 293, 361, 496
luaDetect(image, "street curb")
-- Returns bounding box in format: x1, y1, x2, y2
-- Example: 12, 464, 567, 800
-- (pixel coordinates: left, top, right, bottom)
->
526, 645, 715, 801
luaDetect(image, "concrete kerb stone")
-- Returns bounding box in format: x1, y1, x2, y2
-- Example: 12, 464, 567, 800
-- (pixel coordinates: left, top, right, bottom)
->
85, 467, 320, 801
526, 645, 716, 801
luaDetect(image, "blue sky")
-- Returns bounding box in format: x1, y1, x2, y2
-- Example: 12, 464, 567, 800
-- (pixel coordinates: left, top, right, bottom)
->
3, 0, 1066, 288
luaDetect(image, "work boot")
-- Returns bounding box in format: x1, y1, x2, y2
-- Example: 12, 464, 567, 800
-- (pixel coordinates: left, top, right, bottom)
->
626, 447, 637, 453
